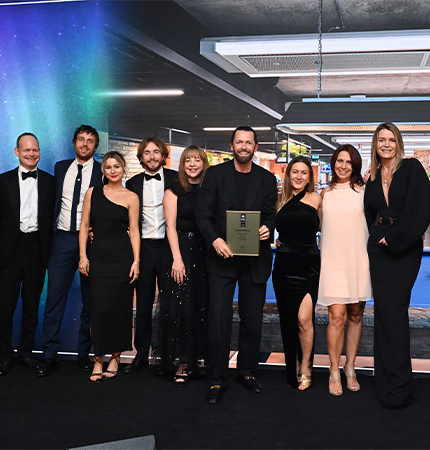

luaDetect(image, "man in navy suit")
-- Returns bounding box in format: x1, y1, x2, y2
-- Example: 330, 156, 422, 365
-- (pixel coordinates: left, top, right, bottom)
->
0, 133, 55, 376
196, 126, 277, 403
124, 137, 176, 374
37, 125, 103, 376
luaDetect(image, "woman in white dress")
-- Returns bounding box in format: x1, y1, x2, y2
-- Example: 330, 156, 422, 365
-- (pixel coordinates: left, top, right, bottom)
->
318, 144, 372, 396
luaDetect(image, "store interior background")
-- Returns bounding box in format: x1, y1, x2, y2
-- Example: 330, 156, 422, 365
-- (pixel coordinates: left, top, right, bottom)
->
2, 0, 430, 353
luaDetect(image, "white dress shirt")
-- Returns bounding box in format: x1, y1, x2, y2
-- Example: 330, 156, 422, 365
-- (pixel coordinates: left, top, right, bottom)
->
141, 167, 166, 239
57, 158, 94, 232
18, 165, 38, 233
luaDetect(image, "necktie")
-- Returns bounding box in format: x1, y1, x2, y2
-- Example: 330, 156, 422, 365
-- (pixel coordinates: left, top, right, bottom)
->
70, 164, 83, 232
22, 171, 37, 180
144, 172, 161, 181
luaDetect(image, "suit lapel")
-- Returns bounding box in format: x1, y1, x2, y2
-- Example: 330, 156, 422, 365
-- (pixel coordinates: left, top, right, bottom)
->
244, 163, 262, 210
37, 171, 47, 216
223, 160, 236, 209
7, 169, 20, 227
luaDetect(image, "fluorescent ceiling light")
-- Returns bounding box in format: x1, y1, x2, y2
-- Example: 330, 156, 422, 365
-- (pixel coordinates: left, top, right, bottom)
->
201, 30, 430, 78
203, 127, 271, 131
98, 89, 184, 97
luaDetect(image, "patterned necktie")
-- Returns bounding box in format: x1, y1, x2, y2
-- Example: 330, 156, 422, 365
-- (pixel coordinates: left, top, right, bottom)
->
70, 164, 83, 232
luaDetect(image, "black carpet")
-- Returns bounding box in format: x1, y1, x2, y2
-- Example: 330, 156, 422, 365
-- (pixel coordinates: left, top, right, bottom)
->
1, 359, 430, 449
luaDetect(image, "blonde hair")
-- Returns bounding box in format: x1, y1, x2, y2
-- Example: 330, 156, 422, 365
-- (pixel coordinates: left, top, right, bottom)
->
276, 156, 314, 213
370, 122, 404, 181
178, 145, 209, 191
102, 151, 126, 178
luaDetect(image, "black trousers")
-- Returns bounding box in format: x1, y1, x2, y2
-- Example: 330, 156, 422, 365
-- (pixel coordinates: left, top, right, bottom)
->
134, 239, 166, 359
207, 258, 266, 388
0, 232, 46, 361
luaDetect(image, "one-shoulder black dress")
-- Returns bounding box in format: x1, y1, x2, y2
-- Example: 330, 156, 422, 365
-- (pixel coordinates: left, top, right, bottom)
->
89, 186, 134, 356
364, 158, 430, 407
272, 190, 320, 388
156, 181, 208, 374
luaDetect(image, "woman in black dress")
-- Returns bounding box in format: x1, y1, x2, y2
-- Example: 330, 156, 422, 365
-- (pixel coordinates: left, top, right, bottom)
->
157, 145, 209, 385
364, 122, 430, 408
272, 156, 321, 390
79, 151, 140, 382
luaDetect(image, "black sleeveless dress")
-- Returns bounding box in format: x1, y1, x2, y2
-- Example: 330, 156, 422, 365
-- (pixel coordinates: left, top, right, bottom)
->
89, 186, 134, 356
272, 190, 320, 388
155, 181, 208, 374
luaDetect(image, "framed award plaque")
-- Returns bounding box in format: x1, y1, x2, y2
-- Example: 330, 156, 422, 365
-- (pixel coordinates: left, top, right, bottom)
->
226, 210, 261, 256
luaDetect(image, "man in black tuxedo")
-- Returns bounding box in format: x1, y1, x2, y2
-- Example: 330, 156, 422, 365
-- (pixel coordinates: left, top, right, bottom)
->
37, 125, 103, 376
0, 133, 55, 376
195, 126, 277, 403
124, 137, 176, 374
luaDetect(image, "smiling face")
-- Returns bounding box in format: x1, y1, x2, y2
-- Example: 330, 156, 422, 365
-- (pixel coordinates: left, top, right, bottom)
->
184, 153, 204, 184
140, 142, 165, 174
289, 162, 310, 193
74, 132, 97, 164
334, 150, 353, 183
103, 157, 125, 183
15, 135, 40, 171
376, 128, 397, 162
230, 130, 258, 166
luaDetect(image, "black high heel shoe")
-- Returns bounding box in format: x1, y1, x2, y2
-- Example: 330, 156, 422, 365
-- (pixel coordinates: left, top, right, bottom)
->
104, 354, 120, 379
90, 356, 104, 382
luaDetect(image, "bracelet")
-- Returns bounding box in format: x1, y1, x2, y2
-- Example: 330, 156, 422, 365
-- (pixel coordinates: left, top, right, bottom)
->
132, 261, 140, 266
79, 260, 89, 264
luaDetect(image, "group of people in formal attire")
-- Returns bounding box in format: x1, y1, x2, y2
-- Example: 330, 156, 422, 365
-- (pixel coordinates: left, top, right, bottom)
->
0, 123, 429, 410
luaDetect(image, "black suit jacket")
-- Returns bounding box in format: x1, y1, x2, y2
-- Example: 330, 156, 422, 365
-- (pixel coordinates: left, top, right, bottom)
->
195, 160, 278, 284
0, 167, 55, 268
53, 158, 103, 229
125, 167, 177, 234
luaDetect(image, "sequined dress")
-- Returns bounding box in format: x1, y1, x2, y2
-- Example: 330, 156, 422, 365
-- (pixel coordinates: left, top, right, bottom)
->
155, 181, 208, 374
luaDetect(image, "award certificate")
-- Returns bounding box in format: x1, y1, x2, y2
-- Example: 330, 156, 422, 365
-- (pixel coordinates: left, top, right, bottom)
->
226, 210, 261, 256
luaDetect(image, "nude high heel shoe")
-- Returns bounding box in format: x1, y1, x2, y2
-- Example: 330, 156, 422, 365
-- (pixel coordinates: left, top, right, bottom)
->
329, 369, 343, 396
343, 365, 361, 392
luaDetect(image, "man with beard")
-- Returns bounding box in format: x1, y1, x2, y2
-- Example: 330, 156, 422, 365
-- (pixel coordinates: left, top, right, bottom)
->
123, 137, 176, 374
37, 125, 103, 376
195, 126, 277, 403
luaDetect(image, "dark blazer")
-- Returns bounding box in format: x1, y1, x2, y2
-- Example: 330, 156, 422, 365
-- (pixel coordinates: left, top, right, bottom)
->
53, 159, 103, 228
0, 167, 55, 268
125, 167, 177, 233
195, 159, 278, 284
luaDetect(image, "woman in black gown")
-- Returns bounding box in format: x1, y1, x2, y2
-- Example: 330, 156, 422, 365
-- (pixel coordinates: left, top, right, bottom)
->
79, 151, 140, 382
364, 122, 430, 408
272, 156, 322, 390
157, 145, 209, 385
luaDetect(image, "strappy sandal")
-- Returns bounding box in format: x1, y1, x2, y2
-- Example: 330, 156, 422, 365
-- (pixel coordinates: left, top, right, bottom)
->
173, 373, 188, 386
343, 365, 361, 392
329, 369, 343, 396
297, 373, 312, 391
104, 354, 120, 379
90, 356, 104, 382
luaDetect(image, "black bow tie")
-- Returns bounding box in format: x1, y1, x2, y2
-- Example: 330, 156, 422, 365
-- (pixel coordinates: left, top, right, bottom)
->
144, 172, 161, 181
21, 171, 37, 180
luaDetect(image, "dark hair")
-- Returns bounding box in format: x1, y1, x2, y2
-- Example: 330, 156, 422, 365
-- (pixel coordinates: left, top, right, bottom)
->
16, 132, 39, 148
277, 155, 314, 212
230, 126, 258, 144
177, 145, 209, 191
329, 144, 364, 190
137, 137, 169, 167
72, 125, 99, 149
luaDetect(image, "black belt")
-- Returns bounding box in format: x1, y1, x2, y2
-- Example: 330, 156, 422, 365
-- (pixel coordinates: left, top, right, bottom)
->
375, 214, 398, 226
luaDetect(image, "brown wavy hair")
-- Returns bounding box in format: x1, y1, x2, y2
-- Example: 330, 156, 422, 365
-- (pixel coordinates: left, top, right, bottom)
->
276, 156, 314, 213
329, 144, 364, 191
137, 137, 169, 167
